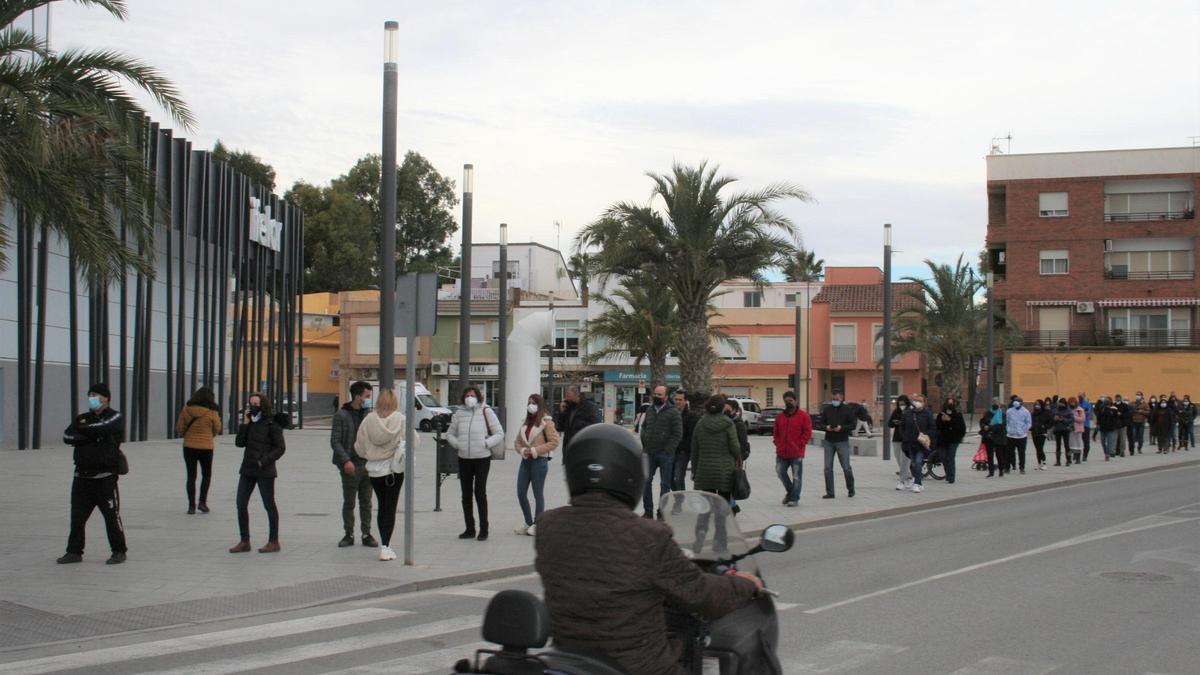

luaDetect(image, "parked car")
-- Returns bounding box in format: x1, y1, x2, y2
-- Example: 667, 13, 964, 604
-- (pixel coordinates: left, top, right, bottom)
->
757, 407, 784, 435
369, 382, 454, 432
726, 398, 763, 432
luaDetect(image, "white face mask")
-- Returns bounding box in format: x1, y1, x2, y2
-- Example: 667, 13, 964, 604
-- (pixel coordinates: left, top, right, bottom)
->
465, 396, 479, 409
527, 403, 539, 415
912, 401, 924, 410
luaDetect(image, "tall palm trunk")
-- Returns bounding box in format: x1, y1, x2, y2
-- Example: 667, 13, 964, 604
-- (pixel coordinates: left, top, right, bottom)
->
676, 305, 714, 395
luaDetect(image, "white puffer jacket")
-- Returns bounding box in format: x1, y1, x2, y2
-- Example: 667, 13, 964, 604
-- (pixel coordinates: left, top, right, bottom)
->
355, 411, 407, 478
446, 405, 504, 459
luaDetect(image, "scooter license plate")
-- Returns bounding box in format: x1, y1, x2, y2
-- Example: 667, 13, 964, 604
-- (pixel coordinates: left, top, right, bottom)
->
702, 655, 721, 675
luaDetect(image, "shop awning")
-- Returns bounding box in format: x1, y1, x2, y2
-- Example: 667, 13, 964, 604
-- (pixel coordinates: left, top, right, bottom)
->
1025, 299, 1078, 306
1097, 298, 1200, 308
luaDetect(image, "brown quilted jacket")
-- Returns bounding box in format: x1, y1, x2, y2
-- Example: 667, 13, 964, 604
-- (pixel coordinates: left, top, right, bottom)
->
535, 492, 758, 674
175, 404, 222, 450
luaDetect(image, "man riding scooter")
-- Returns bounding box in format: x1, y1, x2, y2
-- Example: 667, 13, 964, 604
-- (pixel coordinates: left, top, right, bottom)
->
534, 424, 763, 674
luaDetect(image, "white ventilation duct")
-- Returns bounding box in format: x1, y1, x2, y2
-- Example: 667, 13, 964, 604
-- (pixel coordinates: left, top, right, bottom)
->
504, 309, 554, 449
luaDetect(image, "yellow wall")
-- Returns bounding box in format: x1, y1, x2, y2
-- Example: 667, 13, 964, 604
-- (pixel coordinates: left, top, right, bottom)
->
1008, 351, 1200, 400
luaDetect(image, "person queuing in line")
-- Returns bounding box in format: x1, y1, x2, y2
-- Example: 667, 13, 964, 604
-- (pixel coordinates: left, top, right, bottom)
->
1179, 395, 1195, 450
1069, 397, 1086, 464
671, 389, 701, 492
1078, 391, 1093, 462
1096, 396, 1122, 461
513, 394, 560, 536
1053, 397, 1074, 466
772, 391, 812, 507
555, 385, 600, 450
229, 392, 285, 554
354, 388, 407, 562
898, 393, 936, 493
174, 386, 223, 515
1150, 396, 1176, 454
888, 395, 911, 481
330, 381, 376, 549
1113, 393, 1130, 457
1129, 391, 1150, 454
935, 397, 966, 483
690, 394, 741, 506
983, 397, 1010, 478
638, 385, 683, 520
819, 391, 857, 499
447, 386, 504, 541
58, 383, 128, 565
724, 398, 751, 514
1030, 398, 1054, 470
1006, 396, 1032, 474
1167, 395, 1182, 450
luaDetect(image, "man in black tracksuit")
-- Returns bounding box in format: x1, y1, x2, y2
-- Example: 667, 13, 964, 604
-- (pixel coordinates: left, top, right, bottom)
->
58, 383, 128, 565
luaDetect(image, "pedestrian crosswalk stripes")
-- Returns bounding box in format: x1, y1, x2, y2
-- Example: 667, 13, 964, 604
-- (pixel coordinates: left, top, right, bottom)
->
144, 615, 481, 675
946, 656, 1058, 675
324, 641, 491, 674
0, 608, 410, 675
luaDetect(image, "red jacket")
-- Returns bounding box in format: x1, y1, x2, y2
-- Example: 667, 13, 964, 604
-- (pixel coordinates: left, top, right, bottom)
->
773, 408, 812, 459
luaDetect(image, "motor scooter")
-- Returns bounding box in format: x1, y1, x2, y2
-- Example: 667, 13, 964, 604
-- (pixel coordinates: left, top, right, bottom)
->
452, 491, 794, 674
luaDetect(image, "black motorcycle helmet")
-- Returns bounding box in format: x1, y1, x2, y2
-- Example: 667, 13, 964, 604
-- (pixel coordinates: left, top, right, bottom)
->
563, 423, 646, 509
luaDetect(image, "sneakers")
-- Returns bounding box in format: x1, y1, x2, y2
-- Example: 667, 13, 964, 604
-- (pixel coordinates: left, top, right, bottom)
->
912, 484, 923, 493
786, 500, 798, 507
379, 545, 396, 561
361, 534, 378, 548
56, 552, 82, 564
526, 524, 536, 536
895, 480, 912, 491
229, 541, 251, 553
514, 524, 532, 535
338, 534, 354, 548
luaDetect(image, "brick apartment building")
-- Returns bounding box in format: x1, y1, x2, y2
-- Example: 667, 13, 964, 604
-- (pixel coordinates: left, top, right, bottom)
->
985, 146, 1200, 398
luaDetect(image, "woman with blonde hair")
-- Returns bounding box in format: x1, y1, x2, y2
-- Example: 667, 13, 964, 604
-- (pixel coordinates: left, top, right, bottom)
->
354, 387, 408, 561
513, 393, 559, 536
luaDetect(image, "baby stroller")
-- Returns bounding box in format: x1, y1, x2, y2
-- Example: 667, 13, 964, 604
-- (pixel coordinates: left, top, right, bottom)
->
972, 442, 988, 471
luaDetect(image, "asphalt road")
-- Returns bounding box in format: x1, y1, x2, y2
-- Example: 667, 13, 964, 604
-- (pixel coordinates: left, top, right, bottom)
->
1, 465, 1196, 675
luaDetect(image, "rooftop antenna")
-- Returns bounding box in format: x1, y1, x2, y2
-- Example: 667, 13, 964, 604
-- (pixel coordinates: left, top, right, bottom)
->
554, 220, 562, 252
990, 133, 1012, 155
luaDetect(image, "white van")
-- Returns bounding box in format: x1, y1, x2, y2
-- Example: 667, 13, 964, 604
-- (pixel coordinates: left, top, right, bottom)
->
726, 398, 764, 433
369, 382, 453, 432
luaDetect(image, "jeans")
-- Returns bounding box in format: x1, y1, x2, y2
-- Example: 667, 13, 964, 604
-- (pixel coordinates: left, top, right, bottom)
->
776, 457, 803, 503
370, 473, 404, 546
1181, 422, 1195, 447
183, 447, 213, 508
1054, 430, 1071, 464
458, 457, 491, 533
822, 440, 854, 496
341, 463, 373, 537
671, 451, 690, 491
643, 451, 675, 515
517, 457, 549, 527
67, 475, 127, 555
1128, 422, 1145, 451
1101, 430, 1119, 458
236, 475, 278, 543
1032, 435, 1047, 466
940, 442, 959, 483
1008, 436, 1028, 471
909, 447, 926, 485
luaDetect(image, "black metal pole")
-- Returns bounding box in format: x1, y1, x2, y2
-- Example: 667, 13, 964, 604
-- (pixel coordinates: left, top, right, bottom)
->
217, 166, 231, 432
68, 245, 79, 418
882, 223, 893, 462
380, 25, 399, 392
175, 139, 189, 424
458, 164, 474, 396
31, 223, 48, 448
202, 156, 213, 389
16, 207, 28, 449
297, 214, 305, 428
987, 273, 995, 402
190, 167, 203, 399
119, 213, 128, 427
498, 224, 508, 418
547, 300, 555, 411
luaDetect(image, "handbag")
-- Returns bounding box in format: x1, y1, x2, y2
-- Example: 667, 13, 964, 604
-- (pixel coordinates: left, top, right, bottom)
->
732, 460, 751, 501
485, 407, 506, 460
116, 449, 130, 476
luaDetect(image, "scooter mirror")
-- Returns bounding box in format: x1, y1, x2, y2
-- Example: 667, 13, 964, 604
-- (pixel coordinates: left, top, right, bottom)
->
760, 524, 795, 553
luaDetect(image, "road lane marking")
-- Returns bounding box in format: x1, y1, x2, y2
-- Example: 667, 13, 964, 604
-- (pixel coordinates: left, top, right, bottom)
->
323, 641, 490, 674
947, 656, 1058, 674
0, 608, 411, 675
774, 602, 802, 611
437, 588, 500, 599
146, 615, 481, 675
785, 640, 907, 674
804, 509, 1200, 615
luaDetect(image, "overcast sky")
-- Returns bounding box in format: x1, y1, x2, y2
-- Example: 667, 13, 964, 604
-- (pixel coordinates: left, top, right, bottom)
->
46, 0, 1200, 280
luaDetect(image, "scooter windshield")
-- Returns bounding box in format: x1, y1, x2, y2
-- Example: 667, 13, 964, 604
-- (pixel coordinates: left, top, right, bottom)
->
661, 491, 758, 574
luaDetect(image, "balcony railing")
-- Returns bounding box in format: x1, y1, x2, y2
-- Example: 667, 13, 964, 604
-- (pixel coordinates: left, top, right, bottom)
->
1104, 269, 1195, 281
1023, 329, 1200, 349
832, 344, 857, 362
1104, 209, 1194, 222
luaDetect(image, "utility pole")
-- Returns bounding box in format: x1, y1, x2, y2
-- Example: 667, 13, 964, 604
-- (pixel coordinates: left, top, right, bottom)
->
458, 165, 474, 397
379, 21, 398, 390
498, 223, 508, 413
882, 223, 893, 462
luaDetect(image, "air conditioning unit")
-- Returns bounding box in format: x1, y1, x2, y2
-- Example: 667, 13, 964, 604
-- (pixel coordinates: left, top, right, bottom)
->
1104, 239, 1113, 252
1075, 302, 1095, 314
431, 361, 448, 375
361, 368, 377, 379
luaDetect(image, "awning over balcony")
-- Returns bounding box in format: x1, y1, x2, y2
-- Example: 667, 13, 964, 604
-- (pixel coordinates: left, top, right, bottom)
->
1025, 299, 1077, 306
1097, 298, 1200, 308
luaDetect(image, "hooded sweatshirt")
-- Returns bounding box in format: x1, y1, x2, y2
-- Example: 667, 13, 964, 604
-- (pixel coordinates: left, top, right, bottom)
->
355, 411, 407, 477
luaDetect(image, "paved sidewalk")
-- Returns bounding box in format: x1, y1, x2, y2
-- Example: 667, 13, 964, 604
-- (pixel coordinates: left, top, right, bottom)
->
0, 428, 1195, 649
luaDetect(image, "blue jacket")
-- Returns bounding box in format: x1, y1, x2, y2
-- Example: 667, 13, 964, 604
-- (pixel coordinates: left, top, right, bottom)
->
1079, 398, 1093, 428
1006, 405, 1032, 438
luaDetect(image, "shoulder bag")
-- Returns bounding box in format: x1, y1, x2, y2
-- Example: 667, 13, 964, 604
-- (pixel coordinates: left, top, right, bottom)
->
485, 407, 505, 460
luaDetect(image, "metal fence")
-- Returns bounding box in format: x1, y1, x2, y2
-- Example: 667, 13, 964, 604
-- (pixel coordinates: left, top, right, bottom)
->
1023, 329, 1200, 348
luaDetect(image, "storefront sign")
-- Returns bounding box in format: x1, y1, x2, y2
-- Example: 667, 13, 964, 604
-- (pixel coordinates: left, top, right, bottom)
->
605, 370, 681, 383
448, 364, 499, 377
248, 196, 283, 251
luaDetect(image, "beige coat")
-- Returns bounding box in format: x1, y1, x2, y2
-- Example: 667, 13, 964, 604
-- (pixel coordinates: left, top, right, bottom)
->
515, 415, 560, 459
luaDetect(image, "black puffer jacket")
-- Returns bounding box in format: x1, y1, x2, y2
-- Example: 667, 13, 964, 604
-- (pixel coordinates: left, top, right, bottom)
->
63, 408, 124, 477
535, 492, 757, 675
235, 417, 286, 478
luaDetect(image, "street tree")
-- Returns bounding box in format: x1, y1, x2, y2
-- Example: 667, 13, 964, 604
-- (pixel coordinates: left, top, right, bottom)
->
213, 140, 275, 191
578, 162, 810, 394
782, 248, 824, 281
0, 0, 193, 279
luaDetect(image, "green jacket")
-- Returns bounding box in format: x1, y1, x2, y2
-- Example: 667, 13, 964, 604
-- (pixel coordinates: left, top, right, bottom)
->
639, 402, 682, 455
690, 412, 740, 492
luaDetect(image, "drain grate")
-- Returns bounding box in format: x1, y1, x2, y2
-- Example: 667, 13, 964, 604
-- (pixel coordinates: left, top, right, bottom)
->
1098, 571, 1173, 583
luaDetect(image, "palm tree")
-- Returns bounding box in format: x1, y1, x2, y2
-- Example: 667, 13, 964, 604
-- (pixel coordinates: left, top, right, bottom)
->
782, 248, 824, 281
888, 254, 1015, 402
0, 0, 193, 278
584, 276, 677, 388
577, 162, 811, 394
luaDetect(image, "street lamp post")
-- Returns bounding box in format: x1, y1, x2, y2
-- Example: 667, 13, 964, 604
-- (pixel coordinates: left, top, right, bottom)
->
379, 21, 398, 390
498, 223, 508, 413
882, 223, 893, 462
459, 165, 474, 398
986, 271, 995, 402
546, 295, 556, 411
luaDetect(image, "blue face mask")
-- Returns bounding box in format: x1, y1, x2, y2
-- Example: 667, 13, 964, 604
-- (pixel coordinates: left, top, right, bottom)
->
831, 400, 842, 407
1013, 401, 1022, 409
87, 396, 102, 412
363, 398, 373, 410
